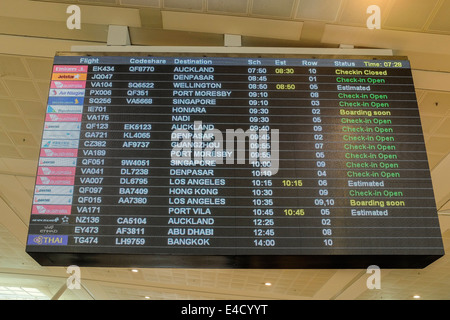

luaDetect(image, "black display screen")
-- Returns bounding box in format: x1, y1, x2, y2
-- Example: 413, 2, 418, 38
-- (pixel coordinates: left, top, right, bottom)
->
25, 53, 444, 268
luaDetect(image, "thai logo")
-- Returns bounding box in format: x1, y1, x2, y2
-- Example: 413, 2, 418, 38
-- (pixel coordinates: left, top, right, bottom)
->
33, 235, 44, 244
28, 234, 68, 245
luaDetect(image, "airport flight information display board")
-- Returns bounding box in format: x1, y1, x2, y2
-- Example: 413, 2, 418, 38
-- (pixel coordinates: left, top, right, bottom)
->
26, 53, 444, 268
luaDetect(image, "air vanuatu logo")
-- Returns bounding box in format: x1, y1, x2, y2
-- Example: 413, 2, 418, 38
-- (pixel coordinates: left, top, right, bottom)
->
27, 234, 68, 245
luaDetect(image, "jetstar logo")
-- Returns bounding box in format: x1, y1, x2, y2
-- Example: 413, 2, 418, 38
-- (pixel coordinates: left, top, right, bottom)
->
51, 73, 87, 81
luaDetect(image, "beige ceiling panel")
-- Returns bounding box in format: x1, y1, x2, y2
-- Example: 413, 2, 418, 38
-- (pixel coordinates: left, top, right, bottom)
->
312, 270, 363, 299
0, 17, 108, 43
34, 81, 51, 103
419, 114, 444, 134
396, 50, 450, 73
0, 35, 100, 58
251, 0, 295, 18
0, 99, 20, 116
412, 70, 450, 92
0, 205, 28, 247
138, 7, 163, 28
356, 268, 449, 300
17, 146, 40, 161
26, 118, 45, 139
207, 0, 248, 15
422, 131, 433, 143
426, 136, 450, 154
383, 0, 440, 31
427, 0, 450, 33
0, 0, 67, 22
120, 0, 161, 7
440, 216, 450, 232
0, 144, 21, 159
0, 175, 33, 225
0, 56, 29, 79
441, 202, 450, 213
1, 158, 38, 176
82, 3, 142, 27
434, 117, 450, 136
427, 152, 447, 170
431, 153, 450, 208
338, 0, 390, 26
321, 24, 450, 54
129, 25, 224, 46
16, 100, 46, 118
298, 20, 327, 45
415, 89, 427, 103
3, 80, 40, 100
8, 132, 37, 148
418, 91, 450, 117
0, 81, 10, 98
296, 0, 342, 22
23, 58, 53, 82
163, 0, 203, 11
0, 116, 30, 133
241, 35, 312, 48
0, 130, 13, 144
79, 0, 118, 4
162, 11, 303, 40
1, 0, 141, 27
29, 0, 78, 2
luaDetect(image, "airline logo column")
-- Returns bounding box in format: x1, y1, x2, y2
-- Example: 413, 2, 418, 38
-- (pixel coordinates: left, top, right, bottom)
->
28, 65, 87, 246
